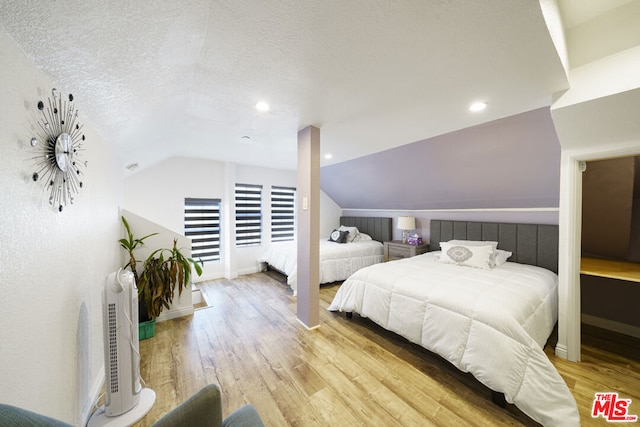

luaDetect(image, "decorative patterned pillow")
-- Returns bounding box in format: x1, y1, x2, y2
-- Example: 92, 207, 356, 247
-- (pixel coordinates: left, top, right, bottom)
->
338, 225, 359, 242
328, 229, 349, 244
439, 242, 494, 269
443, 240, 499, 267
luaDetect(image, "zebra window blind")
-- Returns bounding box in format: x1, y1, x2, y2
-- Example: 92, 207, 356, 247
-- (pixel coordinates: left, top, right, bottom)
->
184, 198, 221, 263
235, 183, 262, 247
271, 186, 296, 242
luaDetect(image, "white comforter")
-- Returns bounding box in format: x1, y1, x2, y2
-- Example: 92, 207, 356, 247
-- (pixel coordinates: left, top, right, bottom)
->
328, 252, 579, 427
260, 239, 383, 293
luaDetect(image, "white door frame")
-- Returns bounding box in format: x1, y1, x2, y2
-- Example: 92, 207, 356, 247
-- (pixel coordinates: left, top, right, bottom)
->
556, 141, 640, 361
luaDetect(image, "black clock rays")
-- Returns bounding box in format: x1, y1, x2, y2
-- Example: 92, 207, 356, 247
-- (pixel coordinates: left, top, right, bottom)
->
30, 88, 86, 212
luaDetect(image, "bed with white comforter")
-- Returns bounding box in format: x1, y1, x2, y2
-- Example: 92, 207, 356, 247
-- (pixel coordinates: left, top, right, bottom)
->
328, 252, 579, 426
261, 238, 383, 293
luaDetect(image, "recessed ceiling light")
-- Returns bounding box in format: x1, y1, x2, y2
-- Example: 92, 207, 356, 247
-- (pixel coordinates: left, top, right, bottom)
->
255, 101, 269, 112
469, 101, 487, 112
324, 154, 333, 160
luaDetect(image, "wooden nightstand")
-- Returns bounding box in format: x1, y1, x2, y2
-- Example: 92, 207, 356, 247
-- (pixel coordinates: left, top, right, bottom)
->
384, 240, 429, 262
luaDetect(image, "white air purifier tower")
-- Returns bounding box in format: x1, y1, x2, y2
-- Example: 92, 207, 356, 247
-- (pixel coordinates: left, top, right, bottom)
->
88, 270, 155, 427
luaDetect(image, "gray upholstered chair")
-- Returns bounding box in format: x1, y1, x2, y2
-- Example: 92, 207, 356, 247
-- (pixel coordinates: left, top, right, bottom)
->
0, 384, 264, 427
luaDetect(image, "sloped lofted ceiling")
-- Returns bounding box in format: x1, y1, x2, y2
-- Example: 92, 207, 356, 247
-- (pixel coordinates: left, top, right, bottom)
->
0, 1, 568, 173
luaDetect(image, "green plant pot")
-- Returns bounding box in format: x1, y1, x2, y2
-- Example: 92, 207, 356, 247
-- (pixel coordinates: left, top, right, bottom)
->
139, 320, 156, 340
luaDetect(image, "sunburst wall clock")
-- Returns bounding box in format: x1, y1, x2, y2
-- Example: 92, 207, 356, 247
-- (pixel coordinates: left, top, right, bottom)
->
29, 88, 87, 212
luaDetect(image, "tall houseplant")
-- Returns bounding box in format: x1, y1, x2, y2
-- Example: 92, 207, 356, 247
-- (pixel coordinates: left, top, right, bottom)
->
119, 215, 203, 320
138, 239, 203, 319
119, 215, 157, 286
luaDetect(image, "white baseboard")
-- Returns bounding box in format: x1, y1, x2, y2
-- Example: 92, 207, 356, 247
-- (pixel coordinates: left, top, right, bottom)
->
81, 371, 105, 426
194, 273, 224, 282
193, 265, 264, 284
582, 314, 640, 339
296, 317, 321, 331
555, 343, 568, 359
238, 265, 262, 276
156, 306, 194, 323
192, 287, 203, 305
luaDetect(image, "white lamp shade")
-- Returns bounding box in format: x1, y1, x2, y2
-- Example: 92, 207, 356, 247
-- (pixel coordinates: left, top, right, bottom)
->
397, 216, 416, 230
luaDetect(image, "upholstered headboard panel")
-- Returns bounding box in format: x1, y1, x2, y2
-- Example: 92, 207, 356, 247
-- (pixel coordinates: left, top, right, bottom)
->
429, 220, 559, 273
340, 216, 392, 243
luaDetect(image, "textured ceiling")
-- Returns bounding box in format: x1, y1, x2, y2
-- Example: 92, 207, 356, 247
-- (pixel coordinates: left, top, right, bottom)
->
0, 1, 569, 172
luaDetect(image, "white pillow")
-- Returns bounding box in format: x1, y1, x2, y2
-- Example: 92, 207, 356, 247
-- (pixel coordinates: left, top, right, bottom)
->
338, 225, 359, 243
439, 242, 494, 270
494, 249, 513, 267
351, 232, 372, 242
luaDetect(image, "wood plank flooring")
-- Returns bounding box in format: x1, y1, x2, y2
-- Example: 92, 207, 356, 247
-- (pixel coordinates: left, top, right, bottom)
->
135, 272, 640, 426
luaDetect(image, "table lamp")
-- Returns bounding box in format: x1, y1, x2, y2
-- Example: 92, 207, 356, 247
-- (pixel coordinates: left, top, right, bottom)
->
397, 216, 416, 244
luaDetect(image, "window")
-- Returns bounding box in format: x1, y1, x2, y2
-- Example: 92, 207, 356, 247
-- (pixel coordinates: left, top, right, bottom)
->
184, 198, 221, 263
235, 183, 262, 247
271, 186, 296, 242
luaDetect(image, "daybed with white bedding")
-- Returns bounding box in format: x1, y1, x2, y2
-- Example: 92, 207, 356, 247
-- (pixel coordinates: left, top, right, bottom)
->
260, 216, 392, 294
328, 220, 580, 427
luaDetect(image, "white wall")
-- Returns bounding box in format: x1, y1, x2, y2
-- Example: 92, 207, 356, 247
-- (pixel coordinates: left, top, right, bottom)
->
120, 209, 194, 322
124, 157, 342, 281
124, 157, 227, 233
0, 31, 123, 424
320, 190, 342, 237
551, 46, 640, 361
124, 157, 227, 279
233, 163, 301, 276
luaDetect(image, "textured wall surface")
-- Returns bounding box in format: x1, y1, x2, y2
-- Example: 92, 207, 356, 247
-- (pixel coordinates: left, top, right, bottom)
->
0, 31, 123, 424
0, 1, 568, 171
123, 157, 341, 280
321, 107, 561, 210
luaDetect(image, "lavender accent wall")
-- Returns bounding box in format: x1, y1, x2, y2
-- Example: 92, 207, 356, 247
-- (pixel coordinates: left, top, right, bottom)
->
320, 107, 560, 210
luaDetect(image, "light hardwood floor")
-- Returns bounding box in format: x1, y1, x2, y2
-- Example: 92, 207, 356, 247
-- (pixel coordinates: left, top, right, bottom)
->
135, 272, 640, 426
